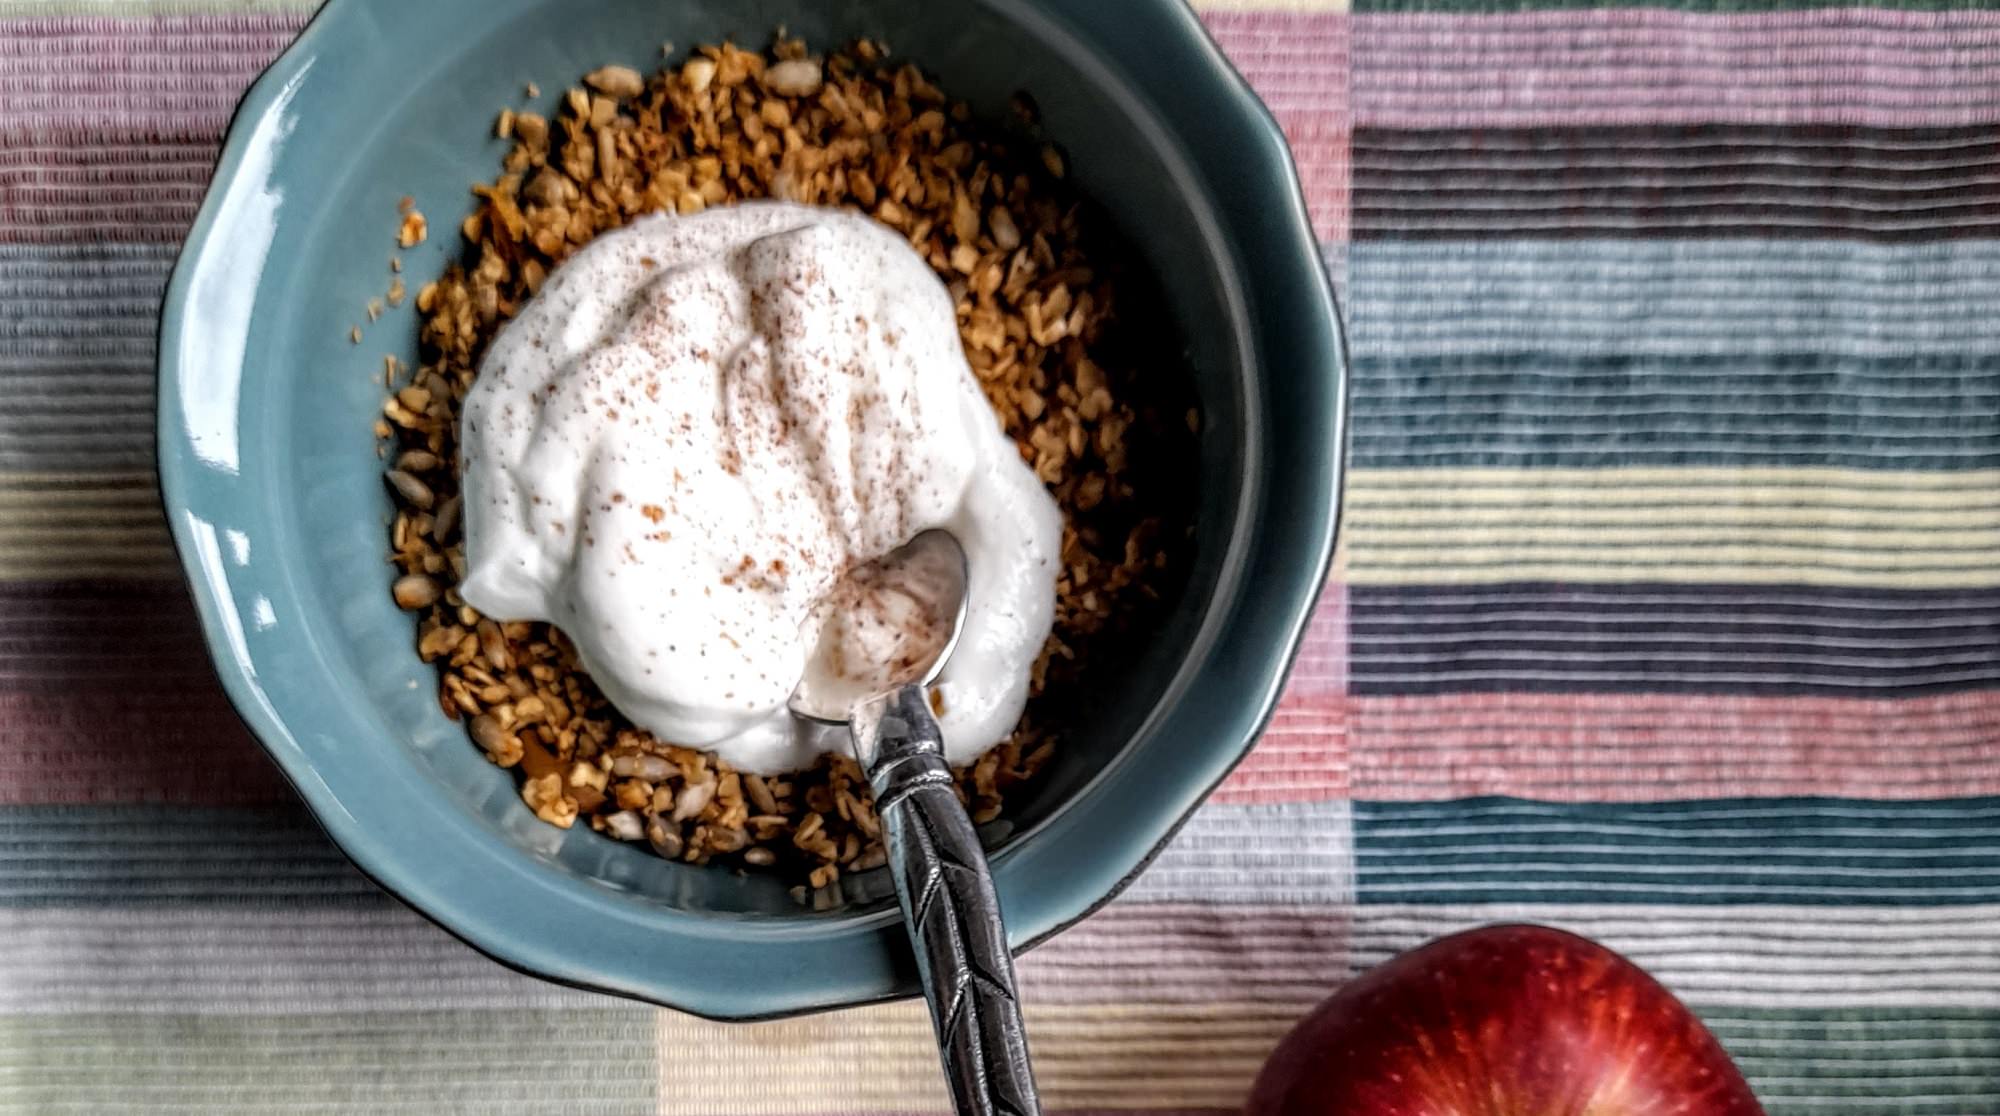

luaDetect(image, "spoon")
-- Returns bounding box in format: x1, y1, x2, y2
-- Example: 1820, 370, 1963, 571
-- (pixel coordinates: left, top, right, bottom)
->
789, 529, 1042, 1116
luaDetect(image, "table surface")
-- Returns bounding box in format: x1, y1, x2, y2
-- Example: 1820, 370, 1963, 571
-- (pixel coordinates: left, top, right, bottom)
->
8, 1, 2000, 1112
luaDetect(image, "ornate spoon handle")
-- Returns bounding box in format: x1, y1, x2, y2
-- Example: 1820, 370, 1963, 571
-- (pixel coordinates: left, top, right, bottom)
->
858, 684, 1042, 1116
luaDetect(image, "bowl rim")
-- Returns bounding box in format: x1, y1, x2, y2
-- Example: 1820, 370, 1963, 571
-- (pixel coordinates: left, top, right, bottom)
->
157, 0, 1347, 1020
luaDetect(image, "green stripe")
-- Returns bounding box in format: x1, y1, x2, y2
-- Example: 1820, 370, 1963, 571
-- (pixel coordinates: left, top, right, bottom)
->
0, 1010, 657, 1115
1706, 1007, 2000, 1114
0, 806, 383, 908
1349, 355, 2000, 471
1355, 798, 2000, 906
0, 801, 1359, 910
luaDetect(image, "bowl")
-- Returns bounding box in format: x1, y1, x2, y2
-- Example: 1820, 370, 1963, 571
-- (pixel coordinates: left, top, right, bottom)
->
158, 0, 1346, 1019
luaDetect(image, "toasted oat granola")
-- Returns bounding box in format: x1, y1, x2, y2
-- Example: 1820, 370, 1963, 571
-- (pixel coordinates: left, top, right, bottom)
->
379, 37, 1195, 890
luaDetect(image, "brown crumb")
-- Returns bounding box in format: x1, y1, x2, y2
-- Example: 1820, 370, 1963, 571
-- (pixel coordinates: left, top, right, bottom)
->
398, 209, 428, 248
584, 64, 646, 99
381, 35, 1197, 883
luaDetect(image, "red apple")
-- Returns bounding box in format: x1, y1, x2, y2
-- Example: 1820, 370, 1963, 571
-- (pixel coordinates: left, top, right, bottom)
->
1247, 924, 1764, 1116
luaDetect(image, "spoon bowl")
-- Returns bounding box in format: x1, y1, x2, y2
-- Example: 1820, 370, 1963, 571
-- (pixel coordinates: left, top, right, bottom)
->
788, 528, 971, 727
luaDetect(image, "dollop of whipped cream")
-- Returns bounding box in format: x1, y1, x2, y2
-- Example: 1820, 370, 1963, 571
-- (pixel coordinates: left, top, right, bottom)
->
458, 202, 1060, 773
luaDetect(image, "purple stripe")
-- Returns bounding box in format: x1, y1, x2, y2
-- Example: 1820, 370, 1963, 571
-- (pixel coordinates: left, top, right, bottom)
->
0, 579, 305, 805
0, 14, 301, 138
0, 691, 280, 805
0, 581, 225, 690
1350, 123, 2000, 240
1354, 9, 2000, 128
1347, 583, 2000, 698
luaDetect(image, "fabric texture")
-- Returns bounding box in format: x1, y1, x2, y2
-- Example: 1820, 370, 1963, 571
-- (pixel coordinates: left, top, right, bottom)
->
7, 1, 2000, 1112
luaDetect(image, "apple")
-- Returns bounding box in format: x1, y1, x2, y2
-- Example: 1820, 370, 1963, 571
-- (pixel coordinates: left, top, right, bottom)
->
1247, 924, 1764, 1116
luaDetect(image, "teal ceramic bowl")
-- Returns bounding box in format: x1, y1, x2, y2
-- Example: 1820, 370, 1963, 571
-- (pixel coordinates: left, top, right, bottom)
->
159, 0, 1345, 1019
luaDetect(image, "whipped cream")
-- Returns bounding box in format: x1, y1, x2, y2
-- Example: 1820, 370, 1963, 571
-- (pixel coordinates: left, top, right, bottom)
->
458, 203, 1060, 773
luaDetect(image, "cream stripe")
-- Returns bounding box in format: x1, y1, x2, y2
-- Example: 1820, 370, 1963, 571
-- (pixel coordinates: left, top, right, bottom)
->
0, 529, 171, 548
1354, 486, 2000, 510
1354, 504, 2000, 529
654, 1000, 1294, 1115
0, 554, 177, 581
0, 472, 174, 582
1347, 467, 2000, 589
0, 506, 167, 527
0, 491, 160, 511
1353, 546, 2000, 569
1346, 564, 2000, 590
1350, 466, 2000, 498
0, 472, 157, 493
1357, 525, 2000, 550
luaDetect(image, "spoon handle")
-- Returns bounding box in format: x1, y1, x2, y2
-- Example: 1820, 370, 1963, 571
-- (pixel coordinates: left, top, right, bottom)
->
859, 684, 1041, 1116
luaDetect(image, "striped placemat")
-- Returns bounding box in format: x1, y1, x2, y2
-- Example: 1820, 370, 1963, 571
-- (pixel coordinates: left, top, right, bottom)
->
7, 1, 2000, 1112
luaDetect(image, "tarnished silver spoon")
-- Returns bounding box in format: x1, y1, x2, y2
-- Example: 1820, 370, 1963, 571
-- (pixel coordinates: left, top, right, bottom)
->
788, 528, 1041, 1116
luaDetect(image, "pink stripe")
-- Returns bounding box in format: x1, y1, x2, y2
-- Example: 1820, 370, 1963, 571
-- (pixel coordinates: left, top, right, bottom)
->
1202, 12, 1348, 117
1204, 12, 1349, 240
0, 580, 1343, 806
1354, 9, 2000, 128
0, 17, 302, 119
1264, 112, 1347, 243
1019, 902, 1348, 1010
0, 15, 298, 242
1214, 581, 1347, 805
0, 581, 287, 804
0, 14, 306, 35
1274, 580, 1344, 699
1350, 691, 2000, 802
0, 14, 303, 59
0, 12, 1353, 244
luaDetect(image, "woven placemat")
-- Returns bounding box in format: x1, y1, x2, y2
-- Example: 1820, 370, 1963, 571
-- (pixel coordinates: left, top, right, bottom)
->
6, 3, 2000, 1112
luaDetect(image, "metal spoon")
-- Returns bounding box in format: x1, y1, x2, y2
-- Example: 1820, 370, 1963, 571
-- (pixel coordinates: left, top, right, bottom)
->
789, 529, 1041, 1116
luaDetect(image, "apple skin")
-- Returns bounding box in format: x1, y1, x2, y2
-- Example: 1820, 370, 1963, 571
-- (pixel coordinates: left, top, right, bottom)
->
1247, 924, 1765, 1116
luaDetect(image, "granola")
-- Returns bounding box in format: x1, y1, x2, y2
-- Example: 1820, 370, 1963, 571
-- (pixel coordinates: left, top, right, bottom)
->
380, 37, 1196, 887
